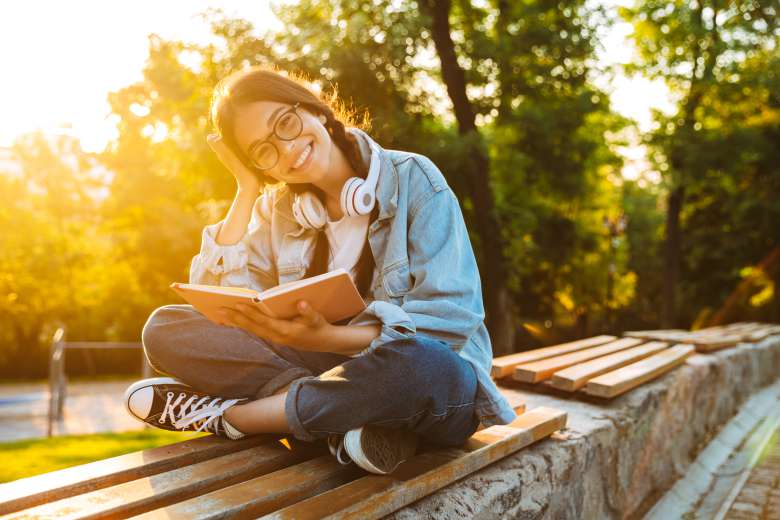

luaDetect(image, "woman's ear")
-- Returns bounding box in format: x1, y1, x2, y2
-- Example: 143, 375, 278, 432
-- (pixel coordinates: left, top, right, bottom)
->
318, 113, 327, 125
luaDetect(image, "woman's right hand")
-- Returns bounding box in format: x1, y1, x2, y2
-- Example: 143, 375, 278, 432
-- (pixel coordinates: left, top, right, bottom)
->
207, 133, 262, 194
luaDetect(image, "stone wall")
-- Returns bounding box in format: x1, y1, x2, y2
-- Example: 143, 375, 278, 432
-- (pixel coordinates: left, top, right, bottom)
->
390, 336, 780, 519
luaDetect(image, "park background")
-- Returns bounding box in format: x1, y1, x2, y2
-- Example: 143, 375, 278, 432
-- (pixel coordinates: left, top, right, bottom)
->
0, 0, 778, 381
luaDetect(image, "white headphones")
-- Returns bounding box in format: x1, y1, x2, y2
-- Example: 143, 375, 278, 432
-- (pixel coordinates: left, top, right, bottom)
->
262, 141, 382, 229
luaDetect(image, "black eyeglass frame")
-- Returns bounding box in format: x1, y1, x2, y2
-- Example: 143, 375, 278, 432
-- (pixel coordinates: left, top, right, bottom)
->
246, 102, 303, 172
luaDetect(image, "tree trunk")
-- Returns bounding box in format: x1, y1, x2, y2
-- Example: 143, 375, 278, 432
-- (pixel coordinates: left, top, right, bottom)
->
660, 2, 719, 329
422, 0, 515, 354
772, 252, 780, 323
662, 186, 684, 327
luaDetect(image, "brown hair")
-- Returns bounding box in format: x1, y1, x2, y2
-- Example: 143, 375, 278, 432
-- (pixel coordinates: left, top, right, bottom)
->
210, 66, 376, 297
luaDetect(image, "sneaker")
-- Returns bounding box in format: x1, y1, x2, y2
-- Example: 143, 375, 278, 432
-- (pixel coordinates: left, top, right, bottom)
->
330, 425, 418, 474
124, 377, 247, 440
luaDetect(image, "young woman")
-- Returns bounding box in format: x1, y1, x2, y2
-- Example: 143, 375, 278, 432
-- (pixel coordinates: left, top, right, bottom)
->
124, 67, 516, 475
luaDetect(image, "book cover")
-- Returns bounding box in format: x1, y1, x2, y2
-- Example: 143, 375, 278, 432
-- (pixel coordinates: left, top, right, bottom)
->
170, 268, 366, 326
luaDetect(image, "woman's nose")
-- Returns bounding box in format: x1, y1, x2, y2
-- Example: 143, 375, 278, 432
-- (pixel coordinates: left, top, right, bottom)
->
278, 139, 295, 156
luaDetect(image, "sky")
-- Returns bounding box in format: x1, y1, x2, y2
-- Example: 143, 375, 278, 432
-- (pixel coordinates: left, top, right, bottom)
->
0, 1, 674, 177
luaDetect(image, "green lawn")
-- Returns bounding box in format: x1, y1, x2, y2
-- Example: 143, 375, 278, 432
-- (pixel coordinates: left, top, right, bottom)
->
0, 429, 205, 483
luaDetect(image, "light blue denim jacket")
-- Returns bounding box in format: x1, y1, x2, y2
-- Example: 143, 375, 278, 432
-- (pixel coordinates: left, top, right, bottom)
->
190, 128, 517, 426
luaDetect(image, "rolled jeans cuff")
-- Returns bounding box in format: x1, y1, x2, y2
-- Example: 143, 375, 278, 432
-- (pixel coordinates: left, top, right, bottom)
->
255, 367, 311, 399
284, 375, 319, 442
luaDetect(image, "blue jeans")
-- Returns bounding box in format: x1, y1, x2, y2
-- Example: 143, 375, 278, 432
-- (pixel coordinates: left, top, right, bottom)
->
141, 305, 480, 445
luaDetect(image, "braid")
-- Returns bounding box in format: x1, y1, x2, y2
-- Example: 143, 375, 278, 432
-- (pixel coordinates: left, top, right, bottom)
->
324, 113, 369, 178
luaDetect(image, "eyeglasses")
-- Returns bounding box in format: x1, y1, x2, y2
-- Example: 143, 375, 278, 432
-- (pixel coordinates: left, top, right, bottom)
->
247, 102, 304, 171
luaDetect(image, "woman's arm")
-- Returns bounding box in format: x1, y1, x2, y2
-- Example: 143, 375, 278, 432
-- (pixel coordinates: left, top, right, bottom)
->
318, 323, 382, 356
215, 187, 259, 245
208, 134, 262, 245
189, 135, 276, 290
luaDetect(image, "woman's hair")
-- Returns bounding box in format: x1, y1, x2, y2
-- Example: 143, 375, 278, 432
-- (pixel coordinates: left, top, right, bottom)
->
210, 66, 376, 297
210, 66, 369, 185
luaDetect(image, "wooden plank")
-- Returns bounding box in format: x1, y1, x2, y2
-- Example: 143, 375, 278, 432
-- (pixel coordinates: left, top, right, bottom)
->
512, 337, 645, 383
549, 341, 668, 391
0, 434, 279, 515
748, 326, 780, 342
0, 435, 296, 514
261, 407, 567, 520
581, 344, 695, 398
134, 455, 360, 520
692, 335, 741, 352
491, 335, 616, 378
5, 439, 322, 519
624, 323, 772, 347
624, 329, 687, 340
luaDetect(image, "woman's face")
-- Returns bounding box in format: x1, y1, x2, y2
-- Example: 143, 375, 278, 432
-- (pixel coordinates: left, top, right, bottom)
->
232, 100, 333, 186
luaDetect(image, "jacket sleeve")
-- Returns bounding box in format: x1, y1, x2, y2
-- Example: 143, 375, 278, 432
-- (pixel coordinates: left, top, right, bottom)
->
188, 192, 277, 292
349, 186, 486, 355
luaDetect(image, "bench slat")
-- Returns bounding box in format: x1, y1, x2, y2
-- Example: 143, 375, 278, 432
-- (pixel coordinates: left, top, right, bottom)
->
581, 344, 695, 398
549, 341, 668, 391
512, 337, 645, 383
491, 335, 616, 378
4, 439, 320, 519
0, 434, 277, 514
261, 407, 567, 520
135, 455, 361, 519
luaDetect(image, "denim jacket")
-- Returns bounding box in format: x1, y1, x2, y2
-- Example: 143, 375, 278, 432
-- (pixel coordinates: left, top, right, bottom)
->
190, 128, 517, 426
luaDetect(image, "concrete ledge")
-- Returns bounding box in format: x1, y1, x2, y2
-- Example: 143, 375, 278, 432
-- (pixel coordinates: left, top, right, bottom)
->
389, 337, 780, 519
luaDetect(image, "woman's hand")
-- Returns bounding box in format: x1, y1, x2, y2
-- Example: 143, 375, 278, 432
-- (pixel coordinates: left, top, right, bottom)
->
207, 133, 262, 193
219, 300, 334, 351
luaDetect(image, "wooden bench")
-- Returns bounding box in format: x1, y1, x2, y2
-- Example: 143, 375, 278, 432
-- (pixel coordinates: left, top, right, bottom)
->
491, 322, 780, 399
48, 327, 154, 437
0, 405, 566, 518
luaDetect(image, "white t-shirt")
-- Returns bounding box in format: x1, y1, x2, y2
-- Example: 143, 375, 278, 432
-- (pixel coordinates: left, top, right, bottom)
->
324, 213, 371, 282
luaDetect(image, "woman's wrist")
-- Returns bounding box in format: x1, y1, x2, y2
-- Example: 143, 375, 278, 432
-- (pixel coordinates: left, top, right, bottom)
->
215, 188, 258, 246
320, 323, 381, 355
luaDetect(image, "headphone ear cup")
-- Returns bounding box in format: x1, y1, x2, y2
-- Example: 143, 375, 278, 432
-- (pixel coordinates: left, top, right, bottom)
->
293, 191, 327, 229
341, 142, 381, 217
340, 177, 363, 217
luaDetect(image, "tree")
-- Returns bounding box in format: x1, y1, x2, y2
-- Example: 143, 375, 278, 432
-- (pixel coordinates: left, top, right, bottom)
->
623, 0, 779, 326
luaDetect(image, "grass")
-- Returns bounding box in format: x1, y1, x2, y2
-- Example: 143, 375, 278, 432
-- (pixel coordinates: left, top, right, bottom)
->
0, 429, 205, 483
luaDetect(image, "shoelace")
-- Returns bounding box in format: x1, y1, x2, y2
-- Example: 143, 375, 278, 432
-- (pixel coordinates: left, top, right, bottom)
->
328, 435, 352, 465
159, 391, 240, 434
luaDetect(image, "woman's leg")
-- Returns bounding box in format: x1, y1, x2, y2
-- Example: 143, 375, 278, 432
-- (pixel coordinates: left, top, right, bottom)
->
225, 335, 481, 447
141, 304, 350, 400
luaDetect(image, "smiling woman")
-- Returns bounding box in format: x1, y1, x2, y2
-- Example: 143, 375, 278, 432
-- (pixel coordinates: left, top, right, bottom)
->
123, 66, 517, 476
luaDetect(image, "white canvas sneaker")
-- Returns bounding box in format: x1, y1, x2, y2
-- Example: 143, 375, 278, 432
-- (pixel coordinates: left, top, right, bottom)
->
330, 425, 418, 474
124, 377, 247, 440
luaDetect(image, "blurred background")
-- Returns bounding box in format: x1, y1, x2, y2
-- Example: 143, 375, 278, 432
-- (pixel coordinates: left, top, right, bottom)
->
0, 0, 778, 383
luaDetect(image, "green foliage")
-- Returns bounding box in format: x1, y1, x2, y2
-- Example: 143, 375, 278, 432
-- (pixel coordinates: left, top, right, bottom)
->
2, 0, 778, 376
623, 0, 780, 325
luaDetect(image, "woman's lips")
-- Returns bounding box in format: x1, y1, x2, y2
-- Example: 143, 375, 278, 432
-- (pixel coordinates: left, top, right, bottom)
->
291, 141, 314, 171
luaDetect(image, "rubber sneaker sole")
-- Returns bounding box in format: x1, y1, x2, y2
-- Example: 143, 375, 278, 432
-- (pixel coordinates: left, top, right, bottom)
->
343, 425, 418, 474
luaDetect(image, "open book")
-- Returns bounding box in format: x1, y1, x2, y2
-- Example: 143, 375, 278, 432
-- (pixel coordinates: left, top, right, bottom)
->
170, 268, 366, 326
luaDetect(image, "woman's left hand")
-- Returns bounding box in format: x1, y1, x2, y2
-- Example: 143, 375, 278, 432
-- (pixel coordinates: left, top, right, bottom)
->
219, 301, 334, 351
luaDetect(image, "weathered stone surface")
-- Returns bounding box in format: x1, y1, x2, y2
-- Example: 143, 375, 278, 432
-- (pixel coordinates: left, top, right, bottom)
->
388, 336, 780, 520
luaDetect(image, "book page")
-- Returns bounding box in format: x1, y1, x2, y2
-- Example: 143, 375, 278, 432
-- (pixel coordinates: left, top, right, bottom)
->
258, 268, 349, 299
